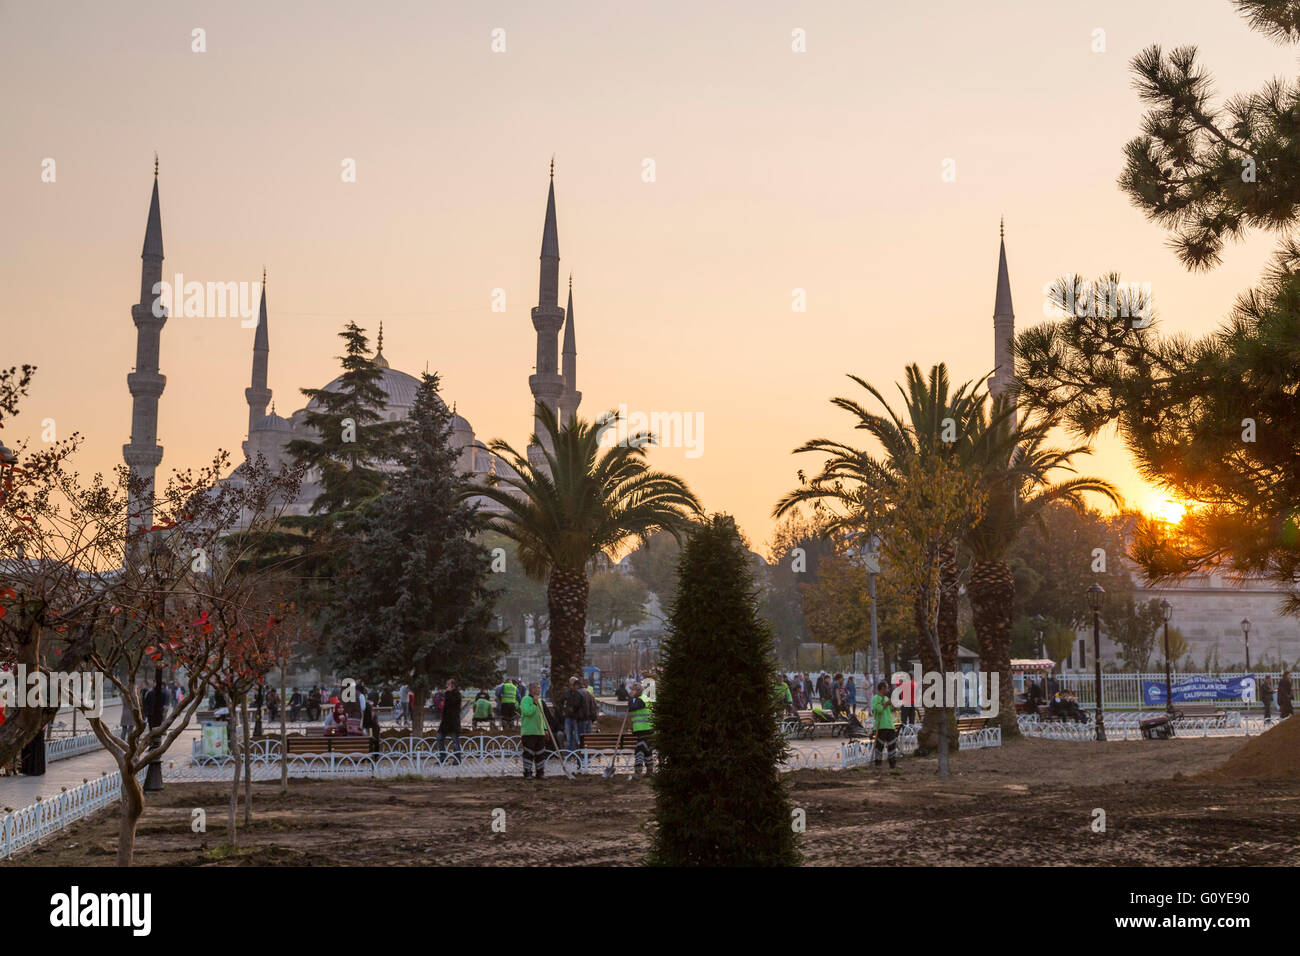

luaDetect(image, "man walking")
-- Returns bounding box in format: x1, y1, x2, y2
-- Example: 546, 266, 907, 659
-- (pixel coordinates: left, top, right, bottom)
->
581, 680, 599, 743
898, 675, 917, 726
871, 680, 898, 769
520, 682, 547, 779
627, 681, 654, 776
563, 676, 585, 752
435, 678, 462, 763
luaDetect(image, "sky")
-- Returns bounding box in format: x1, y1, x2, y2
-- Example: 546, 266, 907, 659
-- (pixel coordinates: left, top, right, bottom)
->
2, 0, 1296, 552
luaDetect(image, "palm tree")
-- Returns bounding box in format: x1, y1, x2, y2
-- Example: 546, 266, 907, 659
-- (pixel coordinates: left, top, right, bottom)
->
471, 404, 702, 699
774, 363, 993, 751
963, 395, 1118, 736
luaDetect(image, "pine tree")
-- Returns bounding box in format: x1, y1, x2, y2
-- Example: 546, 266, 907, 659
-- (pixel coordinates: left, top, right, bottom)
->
649, 514, 800, 866
288, 322, 402, 517
331, 372, 504, 734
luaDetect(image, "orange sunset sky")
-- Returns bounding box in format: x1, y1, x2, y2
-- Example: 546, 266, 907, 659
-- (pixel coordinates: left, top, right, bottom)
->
2, 0, 1294, 550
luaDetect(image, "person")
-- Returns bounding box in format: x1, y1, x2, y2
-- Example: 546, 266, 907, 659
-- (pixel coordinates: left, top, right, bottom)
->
324, 699, 347, 736
615, 680, 629, 702
791, 680, 806, 711
1025, 680, 1043, 709
435, 678, 462, 763
775, 673, 794, 716
472, 690, 493, 731
831, 673, 845, 719
802, 674, 814, 710
627, 681, 654, 776
305, 685, 321, 722
870, 681, 898, 768
394, 683, 408, 727
1280, 671, 1293, 718
266, 687, 280, 722
581, 680, 599, 742
898, 675, 917, 726
520, 682, 547, 779
845, 676, 857, 715
500, 677, 519, 727
563, 676, 585, 752
1260, 675, 1274, 723
288, 688, 303, 722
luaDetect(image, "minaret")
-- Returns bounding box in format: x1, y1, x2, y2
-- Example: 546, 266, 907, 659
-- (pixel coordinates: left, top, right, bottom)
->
123, 157, 167, 544
991, 217, 1016, 404
528, 159, 565, 467
559, 272, 581, 424
243, 267, 271, 457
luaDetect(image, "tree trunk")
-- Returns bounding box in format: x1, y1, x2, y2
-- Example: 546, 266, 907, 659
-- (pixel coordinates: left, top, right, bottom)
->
936, 696, 951, 778
279, 669, 288, 796
547, 566, 590, 703
411, 683, 426, 736
969, 558, 1019, 738
227, 702, 241, 848
115, 768, 145, 866
241, 697, 253, 826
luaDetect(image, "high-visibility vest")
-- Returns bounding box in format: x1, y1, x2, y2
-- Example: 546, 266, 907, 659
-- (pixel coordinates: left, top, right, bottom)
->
501, 682, 518, 705
630, 698, 653, 733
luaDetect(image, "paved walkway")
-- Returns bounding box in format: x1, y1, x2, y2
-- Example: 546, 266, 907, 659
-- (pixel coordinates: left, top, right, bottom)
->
0, 702, 204, 808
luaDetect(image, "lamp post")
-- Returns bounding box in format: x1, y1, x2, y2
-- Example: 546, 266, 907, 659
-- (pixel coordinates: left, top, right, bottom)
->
1160, 599, 1173, 716
1088, 583, 1106, 741
865, 535, 881, 690
1241, 618, 1252, 673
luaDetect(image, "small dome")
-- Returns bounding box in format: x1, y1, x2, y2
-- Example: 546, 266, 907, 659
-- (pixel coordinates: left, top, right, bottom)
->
254, 410, 293, 433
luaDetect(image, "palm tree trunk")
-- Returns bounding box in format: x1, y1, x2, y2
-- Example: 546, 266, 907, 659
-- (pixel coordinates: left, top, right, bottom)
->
969, 558, 1019, 738
547, 566, 590, 702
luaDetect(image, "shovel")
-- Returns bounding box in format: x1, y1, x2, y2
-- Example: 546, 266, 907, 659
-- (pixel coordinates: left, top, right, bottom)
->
539, 698, 575, 780
603, 708, 630, 778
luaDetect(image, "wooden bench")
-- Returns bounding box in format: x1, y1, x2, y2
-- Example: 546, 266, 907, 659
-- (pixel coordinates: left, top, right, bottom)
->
956, 716, 992, 733
795, 709, 849, 738
283, 735, 373, 755
1173, 702, 1226, 723
581, 732, 641, 751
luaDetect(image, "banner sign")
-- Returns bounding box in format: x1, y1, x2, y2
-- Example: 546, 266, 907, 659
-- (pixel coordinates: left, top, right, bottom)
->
1142, 675, 1256, 705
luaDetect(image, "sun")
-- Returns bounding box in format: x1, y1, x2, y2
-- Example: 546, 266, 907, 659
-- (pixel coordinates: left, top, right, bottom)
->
1144, 494, 1186, 524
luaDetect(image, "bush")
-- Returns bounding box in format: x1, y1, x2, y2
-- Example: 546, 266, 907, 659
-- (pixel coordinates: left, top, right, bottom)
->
649, 515, 800, 866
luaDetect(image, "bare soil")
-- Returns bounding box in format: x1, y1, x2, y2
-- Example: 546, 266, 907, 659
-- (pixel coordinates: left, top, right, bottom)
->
9, 734, 1298, 866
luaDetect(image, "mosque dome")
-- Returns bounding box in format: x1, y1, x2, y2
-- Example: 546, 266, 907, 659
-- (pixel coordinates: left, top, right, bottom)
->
308, 365, 423, 414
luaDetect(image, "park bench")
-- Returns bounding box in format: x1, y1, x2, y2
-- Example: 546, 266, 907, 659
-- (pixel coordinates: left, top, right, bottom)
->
1172, 702, 1227, 726
283, 735, 373, 756
955, 716, 992, 733
794, 709, 849, 738
580, 732, 640, 751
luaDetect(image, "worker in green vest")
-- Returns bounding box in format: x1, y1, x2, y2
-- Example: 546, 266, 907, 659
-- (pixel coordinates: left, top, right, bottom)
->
500, 678, 518, 726
775, 673, 794, 715
871, 680, 898, 769
472, 691, 493, 730
627, 682, 654, 776
520, 682, 547, 779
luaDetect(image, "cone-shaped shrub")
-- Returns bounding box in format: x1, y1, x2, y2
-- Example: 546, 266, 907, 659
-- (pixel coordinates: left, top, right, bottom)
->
649, 514, 800, 866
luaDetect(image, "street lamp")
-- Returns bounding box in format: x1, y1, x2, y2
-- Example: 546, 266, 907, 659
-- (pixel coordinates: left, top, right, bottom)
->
1241, 618, 1252, 673
865, 534, 881, 690
1088, 582, 1106, 741
1160, 599, 1174, 716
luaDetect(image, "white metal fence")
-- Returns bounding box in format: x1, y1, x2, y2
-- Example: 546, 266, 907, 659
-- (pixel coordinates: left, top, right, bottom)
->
0, 770, 143, 861
46, 733, 103, 763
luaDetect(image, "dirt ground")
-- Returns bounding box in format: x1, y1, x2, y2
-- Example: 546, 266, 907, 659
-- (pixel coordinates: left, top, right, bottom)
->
9, 733, 1299, 866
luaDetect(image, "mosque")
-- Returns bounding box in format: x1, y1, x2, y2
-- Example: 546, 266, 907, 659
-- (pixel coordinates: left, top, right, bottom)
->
121, 162, 580, 525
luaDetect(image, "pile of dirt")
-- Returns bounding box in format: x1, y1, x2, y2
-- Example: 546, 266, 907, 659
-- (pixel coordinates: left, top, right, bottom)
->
1201, 717, 1300, 782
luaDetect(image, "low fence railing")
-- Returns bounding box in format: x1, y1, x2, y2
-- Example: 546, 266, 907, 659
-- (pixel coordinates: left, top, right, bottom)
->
46, 733, 103, 763
0, 770, 143, 861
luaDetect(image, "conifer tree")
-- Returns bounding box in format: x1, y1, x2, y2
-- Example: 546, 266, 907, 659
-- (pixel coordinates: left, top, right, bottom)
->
332, 371, 504, 734
649, 514, 800, 866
